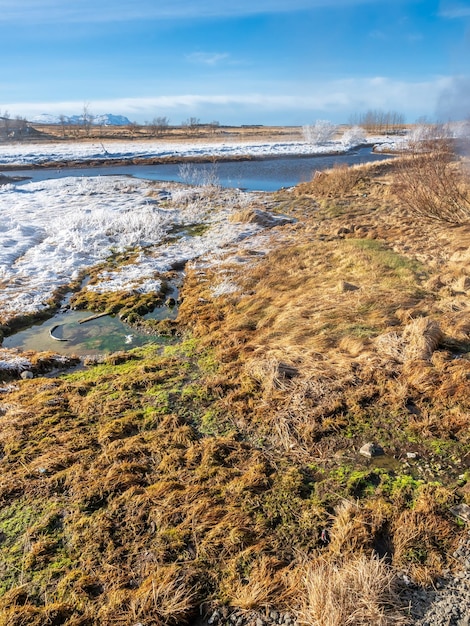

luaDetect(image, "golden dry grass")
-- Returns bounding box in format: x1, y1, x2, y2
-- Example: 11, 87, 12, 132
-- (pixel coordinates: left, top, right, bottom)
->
296, 554, 407, 626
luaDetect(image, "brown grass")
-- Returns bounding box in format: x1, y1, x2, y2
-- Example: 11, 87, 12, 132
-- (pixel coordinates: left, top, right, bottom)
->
306, 163, 369, 199
296, 554, 407, 626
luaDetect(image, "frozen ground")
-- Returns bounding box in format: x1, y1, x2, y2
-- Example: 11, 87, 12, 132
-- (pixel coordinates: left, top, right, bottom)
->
0, 135, 398, 167
0, 175, 276, 323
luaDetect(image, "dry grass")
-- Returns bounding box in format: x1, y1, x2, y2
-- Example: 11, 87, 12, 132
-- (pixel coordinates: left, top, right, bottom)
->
26, 123, 304, 145
296, 554, 407, 626
306, 163, 369, 199
222, 555, 291, 610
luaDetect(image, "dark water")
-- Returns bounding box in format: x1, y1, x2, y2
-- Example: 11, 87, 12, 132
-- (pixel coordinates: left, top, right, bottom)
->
4, 147, 393, 192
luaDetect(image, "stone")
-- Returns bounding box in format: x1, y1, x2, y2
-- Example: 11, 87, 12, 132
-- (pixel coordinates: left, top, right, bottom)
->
359, 442, 384, 458
450, 504, 470, 523
338, 280, 360, 292
406, 451, 419, 459
20, 370, 33, 380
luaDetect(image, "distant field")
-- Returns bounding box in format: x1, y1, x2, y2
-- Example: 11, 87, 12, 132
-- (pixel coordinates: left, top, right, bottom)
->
26, 123, 307, 144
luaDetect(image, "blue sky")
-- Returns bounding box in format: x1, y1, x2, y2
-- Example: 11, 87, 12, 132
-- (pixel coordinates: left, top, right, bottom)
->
2, 0, 470, 125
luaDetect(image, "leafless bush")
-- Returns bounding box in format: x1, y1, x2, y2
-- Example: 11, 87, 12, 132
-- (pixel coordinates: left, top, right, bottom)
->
302, 120, 337, 145
394, 126, 470, 224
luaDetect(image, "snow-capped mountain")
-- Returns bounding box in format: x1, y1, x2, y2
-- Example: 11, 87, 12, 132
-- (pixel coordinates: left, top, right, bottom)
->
30, 113, 132, 126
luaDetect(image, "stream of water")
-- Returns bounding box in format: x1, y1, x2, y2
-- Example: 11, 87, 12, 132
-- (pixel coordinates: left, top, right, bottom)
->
5, 146, 392, 192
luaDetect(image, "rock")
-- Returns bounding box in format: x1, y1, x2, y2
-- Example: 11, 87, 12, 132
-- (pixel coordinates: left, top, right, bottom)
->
406, 451, 419, 459
20, 370, 33, 380
359, 442, 384, 458
338, 280, 360, 292
450, 504, 470, 523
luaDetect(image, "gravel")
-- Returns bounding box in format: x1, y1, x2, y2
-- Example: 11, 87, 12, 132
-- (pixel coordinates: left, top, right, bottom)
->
400, 532, 470, 625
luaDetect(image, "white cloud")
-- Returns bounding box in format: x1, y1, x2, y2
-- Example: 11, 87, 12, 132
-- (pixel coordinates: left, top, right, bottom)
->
0, 0, 408, 23
186, 52, 230, 66
4, 75, 454, 124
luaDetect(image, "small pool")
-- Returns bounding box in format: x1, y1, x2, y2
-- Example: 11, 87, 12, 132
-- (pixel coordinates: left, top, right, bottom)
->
2, 309, 169, 357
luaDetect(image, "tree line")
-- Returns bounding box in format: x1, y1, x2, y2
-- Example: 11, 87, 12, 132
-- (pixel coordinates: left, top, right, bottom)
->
349, 110, 406, 134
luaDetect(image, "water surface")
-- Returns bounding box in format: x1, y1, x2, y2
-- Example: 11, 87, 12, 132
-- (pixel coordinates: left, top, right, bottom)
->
4, 147, 393, 192
3, 309, 166, 356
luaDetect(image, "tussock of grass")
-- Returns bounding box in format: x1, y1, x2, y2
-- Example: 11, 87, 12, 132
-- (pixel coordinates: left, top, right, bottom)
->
297, 554, 406, 626
303, 163, 369, 199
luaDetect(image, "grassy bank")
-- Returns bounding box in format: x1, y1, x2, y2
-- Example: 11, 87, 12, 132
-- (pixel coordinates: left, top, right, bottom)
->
0, 156, 468, 625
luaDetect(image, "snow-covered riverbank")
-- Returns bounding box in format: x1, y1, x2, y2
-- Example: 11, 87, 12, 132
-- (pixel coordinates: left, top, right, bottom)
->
0, 176, 282, 324
0, 135, 400, 167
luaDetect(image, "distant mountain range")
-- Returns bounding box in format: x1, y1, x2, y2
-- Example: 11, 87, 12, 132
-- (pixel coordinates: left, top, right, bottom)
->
30, 113, 132, 126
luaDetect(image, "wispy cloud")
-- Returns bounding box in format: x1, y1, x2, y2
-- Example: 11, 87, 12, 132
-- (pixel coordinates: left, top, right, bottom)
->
439, 1, 470, 18
369, 30, 388, 40
0, 0, 408, 24
4, 75, 454, 123
186, 52, 230, 66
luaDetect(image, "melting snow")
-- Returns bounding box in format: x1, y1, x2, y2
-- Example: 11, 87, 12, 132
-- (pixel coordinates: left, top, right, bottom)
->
0, 175, 270, 322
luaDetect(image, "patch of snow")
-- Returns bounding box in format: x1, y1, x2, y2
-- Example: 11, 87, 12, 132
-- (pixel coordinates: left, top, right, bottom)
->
0, 350, 32, 372
211, 278, 240, 297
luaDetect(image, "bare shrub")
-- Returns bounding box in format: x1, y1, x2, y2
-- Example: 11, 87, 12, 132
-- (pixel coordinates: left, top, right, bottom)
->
296, 554, 406, 626
303, 120, 337, 145
341, 126, 367, 148
394, 129, 470, 223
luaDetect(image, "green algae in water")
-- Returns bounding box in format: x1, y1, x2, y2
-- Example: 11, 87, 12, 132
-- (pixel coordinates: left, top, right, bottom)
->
2, 309, 167, 357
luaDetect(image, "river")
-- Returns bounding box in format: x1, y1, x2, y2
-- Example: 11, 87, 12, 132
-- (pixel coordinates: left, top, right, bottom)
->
4, 146, 392, 192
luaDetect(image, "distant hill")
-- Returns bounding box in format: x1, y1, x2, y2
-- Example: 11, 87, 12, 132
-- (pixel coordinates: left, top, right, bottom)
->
30, 113, 132, 126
